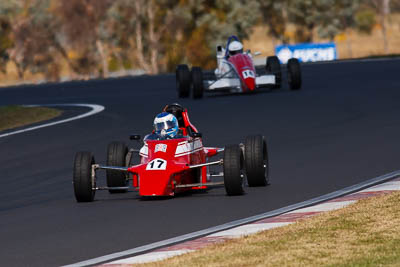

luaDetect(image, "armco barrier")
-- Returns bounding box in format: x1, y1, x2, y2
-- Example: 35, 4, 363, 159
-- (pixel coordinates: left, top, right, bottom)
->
276, 43, 337, 64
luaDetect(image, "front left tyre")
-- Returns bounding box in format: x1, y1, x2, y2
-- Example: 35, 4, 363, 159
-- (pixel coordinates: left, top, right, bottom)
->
223, 145, 245, 196
106, 141, 129, 193
176, 64, 191, 98
73, 151, 95, 202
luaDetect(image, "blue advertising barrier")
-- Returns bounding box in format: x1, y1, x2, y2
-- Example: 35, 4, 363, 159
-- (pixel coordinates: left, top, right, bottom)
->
275, 43, 337, 64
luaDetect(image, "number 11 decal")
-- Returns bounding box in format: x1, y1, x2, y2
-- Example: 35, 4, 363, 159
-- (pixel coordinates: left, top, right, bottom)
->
242, 70, 255, 79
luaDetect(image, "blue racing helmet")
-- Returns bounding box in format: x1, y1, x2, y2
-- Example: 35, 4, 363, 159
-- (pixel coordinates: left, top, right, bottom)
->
153, 112, 179, 138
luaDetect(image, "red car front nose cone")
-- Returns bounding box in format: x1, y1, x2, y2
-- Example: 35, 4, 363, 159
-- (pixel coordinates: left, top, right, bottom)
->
245, 78, 256, 91
139, 172, 174, 196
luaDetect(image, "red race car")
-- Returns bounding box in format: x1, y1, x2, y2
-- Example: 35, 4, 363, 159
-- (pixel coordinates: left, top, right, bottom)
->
176, 35, 301, 99
73, 104, 269, 202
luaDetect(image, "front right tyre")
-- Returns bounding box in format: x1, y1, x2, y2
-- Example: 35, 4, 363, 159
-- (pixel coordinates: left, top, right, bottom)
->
73, 151, 95, 202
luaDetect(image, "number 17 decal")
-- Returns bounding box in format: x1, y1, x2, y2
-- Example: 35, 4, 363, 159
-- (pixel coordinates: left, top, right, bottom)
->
146, 158, 167, 170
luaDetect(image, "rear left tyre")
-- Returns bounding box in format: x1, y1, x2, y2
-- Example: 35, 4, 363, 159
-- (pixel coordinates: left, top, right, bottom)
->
266, 56, 282, 89
191, 66, 204, 99
287, 58, 302, 90
73, 151, 95, 202
176, 64, 191, 98
223, 145, 245, 196
245, 135, 269, 186
107, 141, 128, 193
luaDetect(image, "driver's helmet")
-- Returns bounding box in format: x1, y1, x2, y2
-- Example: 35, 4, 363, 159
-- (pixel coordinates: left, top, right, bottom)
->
153, 112, 179, 138
228, 41, 243, 56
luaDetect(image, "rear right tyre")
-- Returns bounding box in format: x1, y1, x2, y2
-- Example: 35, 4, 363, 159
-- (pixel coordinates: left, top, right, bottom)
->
223, 145, 245, 196
73, 151, 95, 202
106, 141, 128, 193
176, 64, 191, 98
191, 66, 204, 99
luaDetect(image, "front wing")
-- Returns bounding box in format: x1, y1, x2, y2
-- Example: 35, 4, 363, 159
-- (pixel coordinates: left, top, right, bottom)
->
89, 147, 225, 195
204, 74, 276, 92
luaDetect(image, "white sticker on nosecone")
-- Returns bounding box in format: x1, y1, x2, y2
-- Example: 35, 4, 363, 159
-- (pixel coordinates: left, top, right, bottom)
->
146, 158, 167, 170
242, 70, 255, 79
155, 143, 167, 153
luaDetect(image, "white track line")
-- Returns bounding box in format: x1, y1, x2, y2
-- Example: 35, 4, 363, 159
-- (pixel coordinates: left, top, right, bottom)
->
286, 200, 356, 214
0, 104, 104, 139
208, 222, 293, 238
359, 180, 400, 192
109, 250, 193, 265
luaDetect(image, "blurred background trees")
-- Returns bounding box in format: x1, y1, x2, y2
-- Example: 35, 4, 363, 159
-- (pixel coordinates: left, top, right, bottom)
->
0, 0, 399, 81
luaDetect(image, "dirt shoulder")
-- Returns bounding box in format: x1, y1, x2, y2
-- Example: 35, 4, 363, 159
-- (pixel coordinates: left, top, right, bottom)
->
0, 105, 62, 132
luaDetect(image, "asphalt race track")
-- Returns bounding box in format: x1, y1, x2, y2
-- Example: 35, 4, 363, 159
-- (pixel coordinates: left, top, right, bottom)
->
1, 59, 400, 266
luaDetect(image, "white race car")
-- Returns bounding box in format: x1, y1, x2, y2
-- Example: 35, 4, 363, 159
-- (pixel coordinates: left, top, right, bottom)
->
176, 35, 302, 99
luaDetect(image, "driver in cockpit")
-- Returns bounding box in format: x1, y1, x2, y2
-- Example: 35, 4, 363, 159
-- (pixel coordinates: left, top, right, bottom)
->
144, 112, 183, 140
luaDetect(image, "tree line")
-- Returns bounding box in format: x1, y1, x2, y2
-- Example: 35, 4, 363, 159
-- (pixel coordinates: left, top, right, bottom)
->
0, 0, 398, 81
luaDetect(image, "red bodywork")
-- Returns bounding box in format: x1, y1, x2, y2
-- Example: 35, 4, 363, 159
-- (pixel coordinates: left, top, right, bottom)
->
228, 54, 256, 92
127, 109, 221, 196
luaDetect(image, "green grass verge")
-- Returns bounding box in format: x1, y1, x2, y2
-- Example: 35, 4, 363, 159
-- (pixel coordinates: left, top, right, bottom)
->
0, 105, 62, 132
138, 191, 400, 267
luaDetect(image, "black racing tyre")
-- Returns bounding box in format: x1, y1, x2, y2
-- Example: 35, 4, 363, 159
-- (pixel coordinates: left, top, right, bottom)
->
176, 64, 190, 98
73, 151, 95, 202
245, 135, 269, 186
266, 56, 281, 89
287, 58, 302, 90
223, 145, 245, 196
106, 141, 128, 193
191, 66, 204, 99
